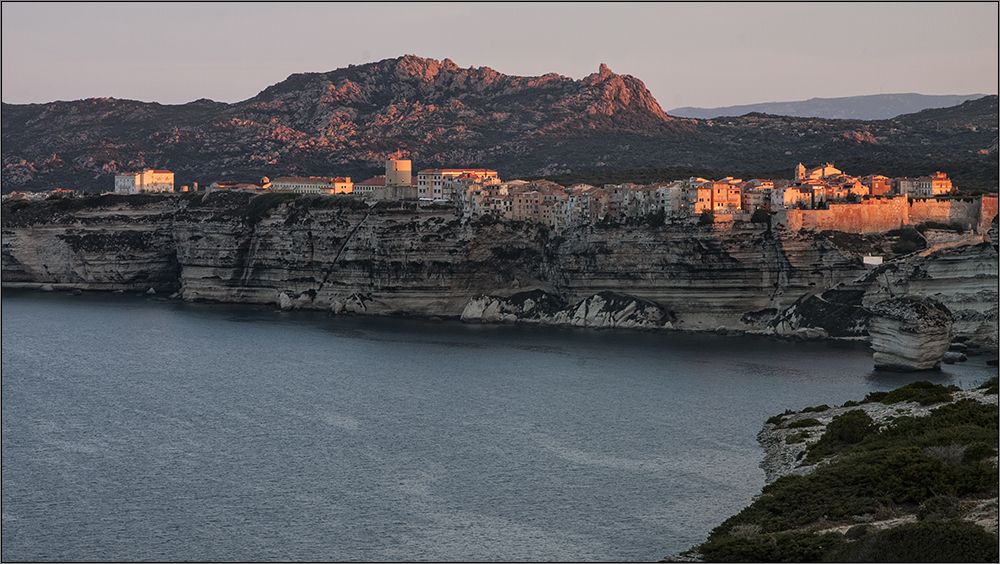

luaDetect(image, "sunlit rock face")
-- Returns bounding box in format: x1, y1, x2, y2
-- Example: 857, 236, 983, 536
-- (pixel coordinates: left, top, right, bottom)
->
869, 297, 954, 371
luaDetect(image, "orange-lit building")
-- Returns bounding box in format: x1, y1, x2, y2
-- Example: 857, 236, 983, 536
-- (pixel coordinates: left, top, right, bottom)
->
115, 169, 174, 194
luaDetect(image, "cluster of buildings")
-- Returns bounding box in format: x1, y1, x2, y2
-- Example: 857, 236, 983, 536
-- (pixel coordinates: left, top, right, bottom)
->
198, 160, 958, 227
6, 161, 966, 232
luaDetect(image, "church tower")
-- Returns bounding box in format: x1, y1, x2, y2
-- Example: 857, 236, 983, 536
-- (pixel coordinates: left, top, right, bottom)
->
795, 163, 806, 182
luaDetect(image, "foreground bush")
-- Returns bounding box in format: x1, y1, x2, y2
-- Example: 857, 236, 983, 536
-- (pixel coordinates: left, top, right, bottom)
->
827, 520, 998, 562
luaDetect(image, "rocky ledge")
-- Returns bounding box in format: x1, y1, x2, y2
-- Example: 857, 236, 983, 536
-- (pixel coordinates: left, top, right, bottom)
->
460, 289, 675, 330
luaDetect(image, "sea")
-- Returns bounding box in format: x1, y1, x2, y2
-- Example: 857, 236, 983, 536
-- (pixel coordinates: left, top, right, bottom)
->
2, 290, 995, 562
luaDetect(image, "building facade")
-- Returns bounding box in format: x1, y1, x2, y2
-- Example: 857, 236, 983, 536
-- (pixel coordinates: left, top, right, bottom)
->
114, 169, 175, 194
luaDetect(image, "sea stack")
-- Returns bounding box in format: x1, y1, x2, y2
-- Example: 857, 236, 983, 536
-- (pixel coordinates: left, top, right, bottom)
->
868, 297, 953, 370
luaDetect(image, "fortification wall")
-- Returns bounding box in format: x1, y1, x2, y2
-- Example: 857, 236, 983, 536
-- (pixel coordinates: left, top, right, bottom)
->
785, 196, 996, 235
786, 197, 908, 233
908, 198, 981, 231
979, 196, 998, 235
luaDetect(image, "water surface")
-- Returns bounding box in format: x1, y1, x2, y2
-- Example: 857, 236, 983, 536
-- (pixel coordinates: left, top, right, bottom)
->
2, 291, 994, 561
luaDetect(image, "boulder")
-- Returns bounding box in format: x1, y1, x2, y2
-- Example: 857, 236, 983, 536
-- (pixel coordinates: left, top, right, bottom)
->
869, 297, 953, 371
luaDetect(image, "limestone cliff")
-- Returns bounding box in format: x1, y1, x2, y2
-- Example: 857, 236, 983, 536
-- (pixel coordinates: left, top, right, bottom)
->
3, 194, 997, 342
868, 297, 954, 371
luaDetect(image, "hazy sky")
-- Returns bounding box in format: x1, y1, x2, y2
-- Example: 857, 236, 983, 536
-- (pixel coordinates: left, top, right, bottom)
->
2, 2, 997, 110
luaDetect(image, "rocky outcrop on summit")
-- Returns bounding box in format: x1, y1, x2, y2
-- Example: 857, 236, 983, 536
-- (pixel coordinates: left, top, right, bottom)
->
2, 55, 685, 191
869, 297, 954, 371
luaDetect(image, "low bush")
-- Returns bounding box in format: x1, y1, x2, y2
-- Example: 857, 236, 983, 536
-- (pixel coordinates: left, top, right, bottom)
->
766, 414, 786, 425
802, 404, 830, 413
827, 520, 998, 562
804, 410, 875, 463
863, 391, 888, 403
887, 226, 925, 254
916, 496, 960, 521
963, 441, 996, 461
879, 381, 953, 405
786, 418, 823, 429
923, 443, 966, 466
978, 376, 998, 395
700, 530, 844, 562
786, 431, 811, 444
843, 523, 871, 540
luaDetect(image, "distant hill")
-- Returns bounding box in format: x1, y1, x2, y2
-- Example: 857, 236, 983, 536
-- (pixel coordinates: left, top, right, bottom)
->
668, 93, 989, 121
2, 55, 997, 193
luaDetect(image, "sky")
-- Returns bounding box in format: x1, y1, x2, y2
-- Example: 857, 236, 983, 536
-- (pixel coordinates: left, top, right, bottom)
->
2, 2, 997, 110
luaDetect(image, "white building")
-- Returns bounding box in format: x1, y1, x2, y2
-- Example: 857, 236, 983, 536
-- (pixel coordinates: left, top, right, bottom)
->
269, 176, 353, 194
114, 169, 175, 194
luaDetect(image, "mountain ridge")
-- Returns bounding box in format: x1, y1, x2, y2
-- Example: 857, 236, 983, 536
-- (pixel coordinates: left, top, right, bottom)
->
668, 93, 989, 121
2, 55, 997, 193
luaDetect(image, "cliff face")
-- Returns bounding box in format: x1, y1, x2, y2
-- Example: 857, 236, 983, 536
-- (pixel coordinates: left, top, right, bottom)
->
1, 195, 182, 291
3, 194, 997, 343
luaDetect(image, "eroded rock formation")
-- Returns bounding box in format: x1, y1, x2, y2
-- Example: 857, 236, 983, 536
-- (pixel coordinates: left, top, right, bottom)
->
869, 297, 954, 370
461, 289, 674, 330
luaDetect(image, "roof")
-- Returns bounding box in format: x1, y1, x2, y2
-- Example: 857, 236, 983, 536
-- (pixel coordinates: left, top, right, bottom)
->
356, 175, 387, 186
272, 176, 349, 184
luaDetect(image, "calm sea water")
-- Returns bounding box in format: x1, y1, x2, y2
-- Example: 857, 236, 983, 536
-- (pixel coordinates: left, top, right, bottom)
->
2, 290, 995, 562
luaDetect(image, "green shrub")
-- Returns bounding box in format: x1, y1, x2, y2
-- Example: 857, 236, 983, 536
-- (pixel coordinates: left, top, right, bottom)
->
842, 400, 859, 408
844, 524, 871, 540
802, 404, 830, 413
827, 520, 998, 562
698, 210, 715, 225
879, 381, 953, 405
805, 410, 875, 462
963, 441, 996, 461
863, 391, 888, 403
787, 418, 823, 429
786, 431, 810, 444
766, 414, 787, 425
916, 496, 960, 521
978, 376, 998, 395
700, 530, 844, 562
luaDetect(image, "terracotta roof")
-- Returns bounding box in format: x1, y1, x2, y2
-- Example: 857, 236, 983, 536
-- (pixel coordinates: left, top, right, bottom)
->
356, 176, 387, 186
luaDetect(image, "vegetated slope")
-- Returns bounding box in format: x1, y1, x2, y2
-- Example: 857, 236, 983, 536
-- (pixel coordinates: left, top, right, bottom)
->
2, 55, 997, 193
680, 379, 999, 563
668, 93, 988, 121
